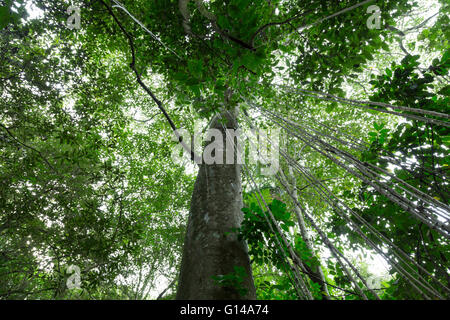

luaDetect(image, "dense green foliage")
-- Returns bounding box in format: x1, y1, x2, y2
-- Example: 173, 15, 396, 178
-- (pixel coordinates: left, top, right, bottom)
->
0, 0, 448, 299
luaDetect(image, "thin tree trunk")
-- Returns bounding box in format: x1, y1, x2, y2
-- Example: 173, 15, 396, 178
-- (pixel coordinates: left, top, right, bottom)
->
281, 169, 331, 300
176, 108, 256, 299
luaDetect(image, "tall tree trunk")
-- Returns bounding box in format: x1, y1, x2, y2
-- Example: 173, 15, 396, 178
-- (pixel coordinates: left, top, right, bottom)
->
176, 108, 256, 299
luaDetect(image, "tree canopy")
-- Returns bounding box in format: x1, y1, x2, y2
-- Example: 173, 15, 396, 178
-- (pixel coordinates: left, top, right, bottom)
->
0, 0, 448, 300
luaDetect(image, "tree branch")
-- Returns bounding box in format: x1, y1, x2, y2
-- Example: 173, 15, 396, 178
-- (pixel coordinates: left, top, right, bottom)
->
156, 278, 176, 300
250, 10, 312, 47
99, 0, 201, 163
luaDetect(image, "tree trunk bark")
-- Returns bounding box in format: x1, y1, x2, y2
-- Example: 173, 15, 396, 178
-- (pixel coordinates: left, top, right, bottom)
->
176, 108, 256, 299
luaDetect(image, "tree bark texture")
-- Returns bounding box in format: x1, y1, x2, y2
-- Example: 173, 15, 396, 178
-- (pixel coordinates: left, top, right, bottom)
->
176, 109, 256, 299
